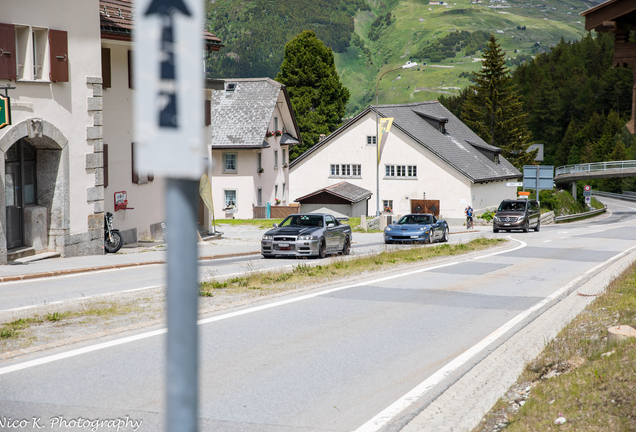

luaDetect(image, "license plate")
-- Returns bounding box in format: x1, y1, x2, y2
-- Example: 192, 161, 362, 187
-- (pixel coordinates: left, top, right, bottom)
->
504, 223, 510, 226
410, 236, 419, 239
278, 243, 289, 248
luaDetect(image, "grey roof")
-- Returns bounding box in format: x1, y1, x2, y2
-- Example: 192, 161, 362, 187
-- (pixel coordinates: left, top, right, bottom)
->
291, 101, 521, 183
209, 78, 301, 149
295, 181, 372, 204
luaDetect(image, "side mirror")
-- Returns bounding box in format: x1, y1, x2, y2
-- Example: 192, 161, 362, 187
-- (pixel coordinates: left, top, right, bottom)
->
327, 222, 335, 227
273, 223, 278, 228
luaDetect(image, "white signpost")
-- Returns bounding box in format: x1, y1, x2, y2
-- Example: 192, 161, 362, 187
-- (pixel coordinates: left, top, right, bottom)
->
134, 0, 205, 179
506, 182, 524, 187
134, 1, 204, 431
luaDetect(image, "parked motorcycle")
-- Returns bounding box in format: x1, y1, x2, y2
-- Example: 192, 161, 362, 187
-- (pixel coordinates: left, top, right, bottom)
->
104, 211, 123, 253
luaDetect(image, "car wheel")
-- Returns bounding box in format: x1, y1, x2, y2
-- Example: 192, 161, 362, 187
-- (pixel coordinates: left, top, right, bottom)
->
522, 220, 529, 233
262, 254, 274, 259
342, 236, 351, 255
534, 220, 540, 232
318, 239, 327, 259
442, 226, 449, 242
493, 227, 499, 233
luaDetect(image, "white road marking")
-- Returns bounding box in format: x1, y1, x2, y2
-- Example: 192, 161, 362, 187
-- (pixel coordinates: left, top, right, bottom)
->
353, 242, 636, 432
0, 285, 163, 314
0, 238, 527, 376
543, 240, 552, 243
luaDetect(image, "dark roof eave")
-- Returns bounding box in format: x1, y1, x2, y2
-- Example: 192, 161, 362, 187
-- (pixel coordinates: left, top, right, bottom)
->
474, 174, 521, 183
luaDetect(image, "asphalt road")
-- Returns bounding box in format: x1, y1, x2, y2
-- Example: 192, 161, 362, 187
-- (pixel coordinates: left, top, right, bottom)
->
0, 227, 476, 314
1, 197, 635, 432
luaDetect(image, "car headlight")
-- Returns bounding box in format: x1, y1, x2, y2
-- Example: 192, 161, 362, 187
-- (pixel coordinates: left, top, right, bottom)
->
298, 235, 317, 240
262, 235, 273, 240
418, 227, 425, 231
385, 226, 392, 231
493, 216, 499, 222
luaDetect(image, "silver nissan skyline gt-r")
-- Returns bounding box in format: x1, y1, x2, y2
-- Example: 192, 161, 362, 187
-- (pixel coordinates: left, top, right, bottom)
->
261, 213, 352, 259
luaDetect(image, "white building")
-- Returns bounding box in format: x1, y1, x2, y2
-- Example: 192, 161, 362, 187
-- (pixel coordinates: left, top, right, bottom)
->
99, 0, 222, 241
0, 0, 104, 263
289, 101, 521, 223
208, 78, 301, 220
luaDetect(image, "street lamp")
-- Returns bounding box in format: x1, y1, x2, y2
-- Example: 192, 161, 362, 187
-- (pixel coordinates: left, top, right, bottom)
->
375, 61, 418, 216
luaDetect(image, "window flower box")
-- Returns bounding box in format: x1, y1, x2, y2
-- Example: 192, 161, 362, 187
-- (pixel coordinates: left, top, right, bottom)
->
275, 199, 281, 205
257, 167, 264, 173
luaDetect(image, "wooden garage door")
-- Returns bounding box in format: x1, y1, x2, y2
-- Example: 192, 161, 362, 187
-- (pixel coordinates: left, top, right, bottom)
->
410, 200, 440, 217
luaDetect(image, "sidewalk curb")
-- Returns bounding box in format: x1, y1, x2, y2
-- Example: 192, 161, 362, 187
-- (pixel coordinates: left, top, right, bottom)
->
0, 251, 262, 283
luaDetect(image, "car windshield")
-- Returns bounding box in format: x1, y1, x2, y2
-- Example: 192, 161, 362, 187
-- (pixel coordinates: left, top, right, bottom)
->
498, 201, 526, 212
396, 215, 433, 225
279, 215, 323, 228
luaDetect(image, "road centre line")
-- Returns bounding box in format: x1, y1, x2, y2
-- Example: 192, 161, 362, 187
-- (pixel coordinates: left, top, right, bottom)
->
0, 238, 527, 376
353, 242, 636, 432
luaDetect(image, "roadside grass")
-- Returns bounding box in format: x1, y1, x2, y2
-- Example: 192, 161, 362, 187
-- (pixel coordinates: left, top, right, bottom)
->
473, 262, 636, 432
214, 218, 283, 230
200, 237, 506, 296
0, 301, 141, 343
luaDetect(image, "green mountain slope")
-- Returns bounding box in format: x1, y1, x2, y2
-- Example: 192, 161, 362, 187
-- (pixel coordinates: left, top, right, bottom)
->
338, 0, 593, 114
205, 0, 594, 115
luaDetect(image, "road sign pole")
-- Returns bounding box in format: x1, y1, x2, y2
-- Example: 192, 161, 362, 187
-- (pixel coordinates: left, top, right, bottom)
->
166, 178, 199, 432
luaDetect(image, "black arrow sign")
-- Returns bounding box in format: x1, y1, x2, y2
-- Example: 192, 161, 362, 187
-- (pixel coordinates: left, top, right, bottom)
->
145, 0, 191, 128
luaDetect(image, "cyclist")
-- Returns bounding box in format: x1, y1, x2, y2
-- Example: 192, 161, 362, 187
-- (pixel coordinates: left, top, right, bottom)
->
465, 205, 474, 229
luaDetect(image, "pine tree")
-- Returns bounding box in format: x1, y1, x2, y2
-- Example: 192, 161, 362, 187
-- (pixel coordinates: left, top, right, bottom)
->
555, 120, 577, 167
276, 31, 350, 160
461, 35, 535, 169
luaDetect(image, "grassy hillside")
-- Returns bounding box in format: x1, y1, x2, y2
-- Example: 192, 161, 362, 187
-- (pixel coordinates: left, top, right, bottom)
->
336, 0, 592, 114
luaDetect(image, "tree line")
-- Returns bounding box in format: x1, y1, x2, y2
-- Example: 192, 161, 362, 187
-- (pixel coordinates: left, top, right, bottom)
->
205, 0, 369, 79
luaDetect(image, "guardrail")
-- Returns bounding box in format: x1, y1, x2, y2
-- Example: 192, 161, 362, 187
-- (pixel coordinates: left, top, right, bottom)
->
555, 160, 636, 177
591, 190, 636, 202
554, 206, 606, 222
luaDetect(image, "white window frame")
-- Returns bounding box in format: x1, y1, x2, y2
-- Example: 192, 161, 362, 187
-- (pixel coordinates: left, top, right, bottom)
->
282, 149, 286, 166
367, 136, 377, 145
15, 26, 50, 82
383, 200, 393, 211
224, 189, 237, 208
282, 183, 286, 201
223, 153, 237, 173
385, 164, 417, 178
330, 163, 361, 178
274, 150, 278, 169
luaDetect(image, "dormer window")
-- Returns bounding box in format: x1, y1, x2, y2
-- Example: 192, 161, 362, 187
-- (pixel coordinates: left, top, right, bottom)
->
439, 123, 446, 134
225, 82, 237, 92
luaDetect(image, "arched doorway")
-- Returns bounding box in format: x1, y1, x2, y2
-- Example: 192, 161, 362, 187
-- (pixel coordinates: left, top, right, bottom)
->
5, 138, 37, 249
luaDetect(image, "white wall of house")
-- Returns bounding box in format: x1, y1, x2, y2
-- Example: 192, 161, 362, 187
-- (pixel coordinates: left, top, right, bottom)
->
101, 40, 165, 240
471, 181, 518, 213
0, 0, 103, 260
209, 91, 292, 220
290, 113, 474, 220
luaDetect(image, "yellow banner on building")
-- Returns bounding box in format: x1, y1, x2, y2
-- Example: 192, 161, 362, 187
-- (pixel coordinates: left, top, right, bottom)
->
378, 117, 394, 160
199, 174, 214, 214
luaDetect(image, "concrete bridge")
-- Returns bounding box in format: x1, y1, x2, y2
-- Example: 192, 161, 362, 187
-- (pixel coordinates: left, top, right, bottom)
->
554, 160, 636, 199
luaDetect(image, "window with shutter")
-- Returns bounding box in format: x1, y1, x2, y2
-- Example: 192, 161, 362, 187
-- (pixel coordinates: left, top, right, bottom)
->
102, 48, 111, 89
0, 23, 16, 80
104, 144, 109, 188
48, 29, 68, 82
127, 50, 133, 89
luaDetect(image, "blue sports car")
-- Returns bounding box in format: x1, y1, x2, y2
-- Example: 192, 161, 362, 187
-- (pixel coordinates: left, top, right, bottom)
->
384, 213, 449, 244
